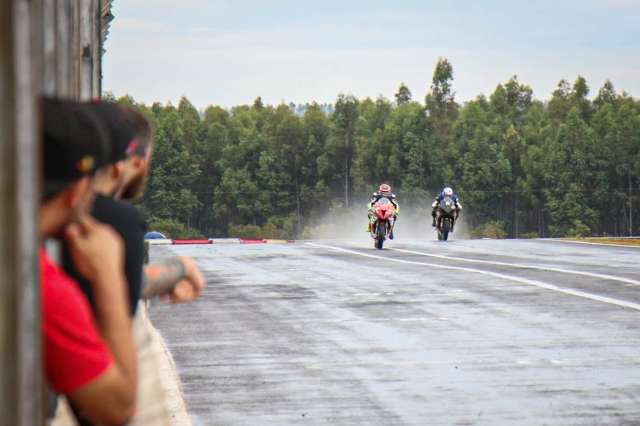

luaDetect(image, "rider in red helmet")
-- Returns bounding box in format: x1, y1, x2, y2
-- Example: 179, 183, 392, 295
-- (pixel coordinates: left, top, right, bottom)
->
367, 183, 400, 239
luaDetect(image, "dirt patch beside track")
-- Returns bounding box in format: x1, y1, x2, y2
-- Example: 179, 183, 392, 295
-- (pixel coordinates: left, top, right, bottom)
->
574, 238, 640, 247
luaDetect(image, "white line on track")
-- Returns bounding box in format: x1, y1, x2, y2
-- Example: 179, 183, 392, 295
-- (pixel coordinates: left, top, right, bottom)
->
306, 242, 640, 312
388, 247, 640, 287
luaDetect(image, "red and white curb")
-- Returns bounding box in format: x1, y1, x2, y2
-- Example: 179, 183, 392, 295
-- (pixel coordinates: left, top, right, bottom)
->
147, 238, 295, 246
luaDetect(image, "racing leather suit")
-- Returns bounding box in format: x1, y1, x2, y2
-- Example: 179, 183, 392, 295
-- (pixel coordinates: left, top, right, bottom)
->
368, 192, 400, 238
431, 192, 461, 228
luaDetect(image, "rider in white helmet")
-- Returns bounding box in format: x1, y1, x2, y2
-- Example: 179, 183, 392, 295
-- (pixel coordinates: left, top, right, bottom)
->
431, 186, 461, 228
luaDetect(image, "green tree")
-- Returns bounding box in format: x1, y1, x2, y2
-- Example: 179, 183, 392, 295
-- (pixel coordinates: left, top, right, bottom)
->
144, 104, 202, 227
331, 94, 359, 207
114, 68, 639, 239
425, 58, 458, 133
395, 82, 412, 105
543, 108, 601, 235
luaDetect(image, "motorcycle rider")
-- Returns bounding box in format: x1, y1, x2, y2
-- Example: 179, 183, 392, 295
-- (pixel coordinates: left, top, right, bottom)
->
431, 186, 462, 230
367, 183, 400, 239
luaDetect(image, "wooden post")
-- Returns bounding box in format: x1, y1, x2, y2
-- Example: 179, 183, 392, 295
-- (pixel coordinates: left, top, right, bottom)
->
56, 0, 72, 95
1, 0, 111, 424
0, 0, 42, 424
79, 0, 93, 99
43, 0, 57, 95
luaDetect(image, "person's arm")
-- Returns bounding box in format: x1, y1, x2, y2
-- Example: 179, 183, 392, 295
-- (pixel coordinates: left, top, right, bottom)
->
391, 197, 399, 212
143, 256, 205, 303
64, 216, 137, 425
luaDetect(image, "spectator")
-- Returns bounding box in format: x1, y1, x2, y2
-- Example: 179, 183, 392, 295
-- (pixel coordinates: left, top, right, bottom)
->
62, 102, 146, 317
40, 98, 137, 425
63, 101, 204, 319
58, 101, 204, 425
108, 104, 205, 303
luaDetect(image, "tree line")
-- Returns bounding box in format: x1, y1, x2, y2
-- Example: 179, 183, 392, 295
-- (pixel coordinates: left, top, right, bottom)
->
107, 58, 640, 239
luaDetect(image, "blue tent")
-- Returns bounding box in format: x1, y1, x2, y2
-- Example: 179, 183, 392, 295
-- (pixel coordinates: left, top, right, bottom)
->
144, 231, 167, 240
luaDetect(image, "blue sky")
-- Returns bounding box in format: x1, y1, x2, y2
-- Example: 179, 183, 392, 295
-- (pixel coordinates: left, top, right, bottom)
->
103, 0, 640, 108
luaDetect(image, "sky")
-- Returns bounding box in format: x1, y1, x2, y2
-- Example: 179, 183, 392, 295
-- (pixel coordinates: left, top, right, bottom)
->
103, 0, 640, 109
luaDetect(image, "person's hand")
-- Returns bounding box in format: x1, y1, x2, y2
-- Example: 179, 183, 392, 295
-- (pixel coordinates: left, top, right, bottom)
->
64, 215, 124, 283
168, 257, 205, 303
168, 280, 197, 303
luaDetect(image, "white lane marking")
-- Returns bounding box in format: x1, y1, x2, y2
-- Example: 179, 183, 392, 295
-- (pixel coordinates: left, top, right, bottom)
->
389, 247, 640, 287
306, 242, 640, 312
544, 239, 640, 249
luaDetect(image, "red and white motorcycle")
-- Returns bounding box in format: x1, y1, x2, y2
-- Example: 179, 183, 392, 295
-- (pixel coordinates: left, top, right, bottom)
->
370, 198, 396, 249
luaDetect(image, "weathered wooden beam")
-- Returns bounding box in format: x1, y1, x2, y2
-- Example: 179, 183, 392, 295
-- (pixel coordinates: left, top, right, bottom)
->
79, 0, 93, 99
55, 0, 72, 95
1, 0, 110, 422
0, 0, 42, 424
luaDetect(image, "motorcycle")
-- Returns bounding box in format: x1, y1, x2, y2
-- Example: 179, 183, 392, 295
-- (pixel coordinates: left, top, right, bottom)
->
435, 196, 457, 241
371, 197, 396, 249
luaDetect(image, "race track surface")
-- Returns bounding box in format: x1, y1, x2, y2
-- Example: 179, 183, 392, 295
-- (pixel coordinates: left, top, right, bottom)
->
149, 238, 640, 425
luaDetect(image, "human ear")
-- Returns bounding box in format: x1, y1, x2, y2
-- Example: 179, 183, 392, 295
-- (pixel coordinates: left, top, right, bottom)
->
132, 156, 143, 169
113, 162, 125, 179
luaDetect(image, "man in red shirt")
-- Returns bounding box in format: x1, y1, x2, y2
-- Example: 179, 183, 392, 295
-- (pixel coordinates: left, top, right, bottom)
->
40, 98, 137, 425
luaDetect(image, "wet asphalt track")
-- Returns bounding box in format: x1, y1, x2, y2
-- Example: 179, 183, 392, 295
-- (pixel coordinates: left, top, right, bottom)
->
149, 238, 640, 426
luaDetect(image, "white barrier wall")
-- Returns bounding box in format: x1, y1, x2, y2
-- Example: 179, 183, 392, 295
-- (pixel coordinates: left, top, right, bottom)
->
146, 239, 173, 245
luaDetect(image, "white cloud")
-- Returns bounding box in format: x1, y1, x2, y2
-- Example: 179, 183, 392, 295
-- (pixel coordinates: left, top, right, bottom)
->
591, 0, 639, 8
104, 33, 640, 109
112, 17, 176, 34
103, 1, 640, 108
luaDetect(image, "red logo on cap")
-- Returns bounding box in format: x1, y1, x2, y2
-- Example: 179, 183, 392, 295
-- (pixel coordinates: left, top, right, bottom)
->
126, 138, 140, 155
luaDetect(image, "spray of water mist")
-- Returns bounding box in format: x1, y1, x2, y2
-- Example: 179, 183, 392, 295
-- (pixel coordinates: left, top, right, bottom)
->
304, 201, 472, 243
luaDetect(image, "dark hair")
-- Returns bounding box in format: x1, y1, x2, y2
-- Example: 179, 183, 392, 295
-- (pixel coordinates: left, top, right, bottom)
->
42, 98, 110, 200
87, 102, 136, 163
120, 107, 153, 157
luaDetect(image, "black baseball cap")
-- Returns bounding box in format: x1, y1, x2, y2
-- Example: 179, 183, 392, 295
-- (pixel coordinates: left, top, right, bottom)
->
86, 101, 137, 163
42, 97, 111, 199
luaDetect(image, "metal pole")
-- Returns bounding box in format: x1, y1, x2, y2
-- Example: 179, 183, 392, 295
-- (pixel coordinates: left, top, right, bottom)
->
629, 173, 633, 237
514, 192, 519, 238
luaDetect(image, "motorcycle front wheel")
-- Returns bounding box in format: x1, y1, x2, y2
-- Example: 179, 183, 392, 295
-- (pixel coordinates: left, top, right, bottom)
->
442, 219, 450, 241
375, 221, 386, 249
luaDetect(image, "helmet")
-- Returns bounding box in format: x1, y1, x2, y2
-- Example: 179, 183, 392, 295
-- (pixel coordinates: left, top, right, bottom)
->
379, 183, 391, 194
443, 187, 453, 197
